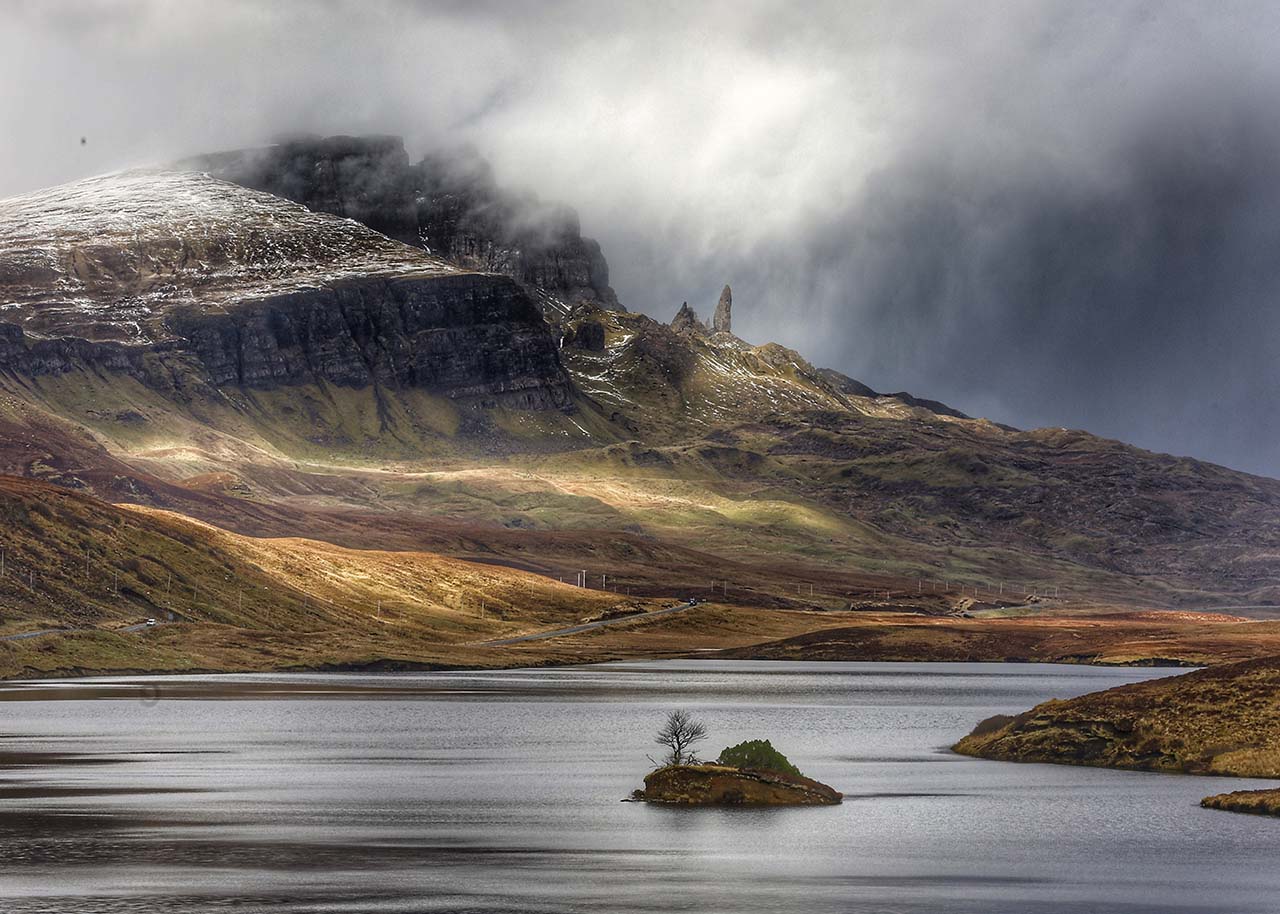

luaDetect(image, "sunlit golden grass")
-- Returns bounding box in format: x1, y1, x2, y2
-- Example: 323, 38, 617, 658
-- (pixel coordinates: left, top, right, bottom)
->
121, 504, 625, 639
0, 474, 653, 677
955, 654, 1280, 779
1201, 788, 1280, 817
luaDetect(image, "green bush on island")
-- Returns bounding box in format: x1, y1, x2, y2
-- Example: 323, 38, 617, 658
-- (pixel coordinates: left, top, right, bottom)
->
717, 739, 803, 777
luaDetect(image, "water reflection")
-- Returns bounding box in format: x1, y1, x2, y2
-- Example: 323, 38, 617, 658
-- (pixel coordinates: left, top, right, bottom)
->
0, 661, 1276, 913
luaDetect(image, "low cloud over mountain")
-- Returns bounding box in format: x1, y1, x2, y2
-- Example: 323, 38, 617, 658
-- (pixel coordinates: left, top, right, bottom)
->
5, 1, 1280, 473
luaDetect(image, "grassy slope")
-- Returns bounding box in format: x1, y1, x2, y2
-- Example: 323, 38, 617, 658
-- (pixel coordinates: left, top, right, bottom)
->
0, 475, 642, 678
954, 654, 1280, 779
556, 305, 1280, 608
7, 472, 1279, 678
714, 611, 1280, 667
6, 293, 1280, 613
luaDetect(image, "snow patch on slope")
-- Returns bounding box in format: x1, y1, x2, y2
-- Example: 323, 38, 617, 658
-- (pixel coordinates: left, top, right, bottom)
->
0, 170, 459, 344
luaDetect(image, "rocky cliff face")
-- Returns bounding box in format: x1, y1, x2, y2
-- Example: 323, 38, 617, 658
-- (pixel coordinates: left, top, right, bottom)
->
670, 302, 708, 335
417, 148, 621, 318
191, 135, 420, 245
0, 170, 574, 411
190, 136, 622, 319
168, 273, 570, 407
713, 284, 732, 334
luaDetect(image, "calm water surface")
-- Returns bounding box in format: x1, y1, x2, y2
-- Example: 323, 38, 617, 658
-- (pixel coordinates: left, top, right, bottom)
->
0, 660, 1277, 913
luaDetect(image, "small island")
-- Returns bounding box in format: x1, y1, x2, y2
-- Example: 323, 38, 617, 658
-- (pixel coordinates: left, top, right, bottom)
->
632, 712, 842, 806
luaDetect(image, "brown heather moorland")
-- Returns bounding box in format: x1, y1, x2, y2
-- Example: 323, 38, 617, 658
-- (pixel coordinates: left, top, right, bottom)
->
954, 654, 1280, 779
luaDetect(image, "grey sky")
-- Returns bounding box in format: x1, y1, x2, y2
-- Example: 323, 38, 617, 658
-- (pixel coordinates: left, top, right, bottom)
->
4, 0, 1280, 474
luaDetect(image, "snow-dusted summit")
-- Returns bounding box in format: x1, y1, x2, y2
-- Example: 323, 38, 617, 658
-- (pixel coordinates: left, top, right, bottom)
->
0, 169, 455, 344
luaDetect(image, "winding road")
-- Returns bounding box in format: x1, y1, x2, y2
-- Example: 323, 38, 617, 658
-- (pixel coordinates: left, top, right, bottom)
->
1, 621, 164, 642
1, 602, 694, 650
479, 600, 699, 647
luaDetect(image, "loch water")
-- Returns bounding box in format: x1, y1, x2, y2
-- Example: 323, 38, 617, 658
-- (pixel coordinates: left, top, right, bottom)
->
0, 660, 1277, 913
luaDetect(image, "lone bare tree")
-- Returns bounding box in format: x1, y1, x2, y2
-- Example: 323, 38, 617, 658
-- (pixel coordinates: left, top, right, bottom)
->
651, 709, 708, 768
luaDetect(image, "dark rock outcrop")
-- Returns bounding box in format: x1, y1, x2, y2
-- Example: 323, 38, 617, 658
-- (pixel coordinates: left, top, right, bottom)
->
190, 135, 420, 244
670, 302, 707, 336
0, 322, 150, 378
168, 273, 573, 407
565, 320, 606, 352
0, 274, 571, 409
190, 137, 622, 316
417, 149, 621, 316
638, 764, 842, 806
713, 284, 732, 334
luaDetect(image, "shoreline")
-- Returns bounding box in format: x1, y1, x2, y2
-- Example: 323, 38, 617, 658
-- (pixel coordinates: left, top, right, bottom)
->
952, 655, 1280, 805
0, 651, 1204, 685
0, 657, 1190, 701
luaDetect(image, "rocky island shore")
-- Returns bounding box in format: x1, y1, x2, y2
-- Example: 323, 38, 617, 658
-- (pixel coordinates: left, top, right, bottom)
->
636, 764, 842, 806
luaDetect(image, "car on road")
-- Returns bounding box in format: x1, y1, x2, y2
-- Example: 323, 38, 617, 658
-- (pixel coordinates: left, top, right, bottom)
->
145, 618, 157, 626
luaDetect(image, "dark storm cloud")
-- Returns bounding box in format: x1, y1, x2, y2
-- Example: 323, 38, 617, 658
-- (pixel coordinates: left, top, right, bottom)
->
732, 5, 1280, 477
3, 0, 1280, 473
771, 94, 1280, 470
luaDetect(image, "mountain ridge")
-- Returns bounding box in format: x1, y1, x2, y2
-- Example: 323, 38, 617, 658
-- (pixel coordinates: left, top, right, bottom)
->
0, 135, 1278, 684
